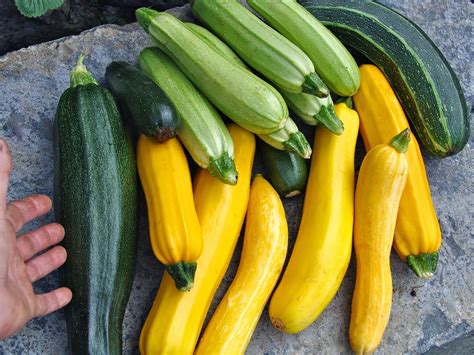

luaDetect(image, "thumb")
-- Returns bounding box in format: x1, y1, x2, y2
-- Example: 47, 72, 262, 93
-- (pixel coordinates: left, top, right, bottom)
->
0, 139, 12, 218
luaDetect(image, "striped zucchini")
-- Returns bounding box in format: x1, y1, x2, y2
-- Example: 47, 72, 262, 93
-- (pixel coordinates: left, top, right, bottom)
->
139, 47, 237, 185
190, 0, 329, 97
301, 0, 470, 157
282, 91, 344, 135
186, 22, 311, 159
248, 0, 360, 96
136, 8, 288, 135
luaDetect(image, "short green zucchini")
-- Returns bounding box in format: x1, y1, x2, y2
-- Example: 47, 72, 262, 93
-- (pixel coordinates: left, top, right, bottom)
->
105, 61, 179, 142
190, 0, 328, 97
139, 47, 238, 185
301, 0, 470, 157
136, 8, 288, 135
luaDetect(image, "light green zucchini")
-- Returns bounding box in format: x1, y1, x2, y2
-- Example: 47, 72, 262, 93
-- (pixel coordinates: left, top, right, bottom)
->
139, 47, 237, 185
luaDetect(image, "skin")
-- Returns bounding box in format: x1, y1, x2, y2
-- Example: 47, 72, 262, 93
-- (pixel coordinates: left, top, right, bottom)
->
0, 138, 72, 340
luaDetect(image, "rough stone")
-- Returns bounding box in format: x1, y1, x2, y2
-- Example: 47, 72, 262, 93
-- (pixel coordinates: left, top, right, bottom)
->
0, 1, 472, 354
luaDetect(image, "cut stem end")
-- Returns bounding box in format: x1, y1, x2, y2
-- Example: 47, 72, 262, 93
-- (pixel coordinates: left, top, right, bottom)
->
208, 153, 238, 185
70, 53, 98, 88
390, 128, 411, 153
314, 106, 344, 135
165, 261, 197, 292
283, 132, 312, 159
407, 253, 438, 278
302, 72, 329, 98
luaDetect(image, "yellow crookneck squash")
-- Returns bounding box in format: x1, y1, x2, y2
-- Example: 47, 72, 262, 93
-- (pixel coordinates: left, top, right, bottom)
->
139, 124, 255, 355
268, 103, 359, 334
353, 64, 441, 278
137, 136, 202, 292
195, 175, 288, 355
350, 129, 410, 354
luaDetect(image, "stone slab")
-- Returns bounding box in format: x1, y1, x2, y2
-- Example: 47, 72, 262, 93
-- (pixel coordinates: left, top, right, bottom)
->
0, 1, 472, 354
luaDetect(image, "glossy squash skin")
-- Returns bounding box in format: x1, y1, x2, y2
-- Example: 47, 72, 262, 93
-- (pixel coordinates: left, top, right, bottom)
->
195, 175, 288, 354
354, 65, 441, 278
139, 124, 255, 355
269, 103, 359, 334
350, 130, 410, 354
137, 136, 202, 292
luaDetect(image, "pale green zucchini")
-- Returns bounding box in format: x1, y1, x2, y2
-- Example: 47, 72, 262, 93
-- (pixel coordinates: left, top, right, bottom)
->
139, 47, 237, 185
136, 8, 288, 134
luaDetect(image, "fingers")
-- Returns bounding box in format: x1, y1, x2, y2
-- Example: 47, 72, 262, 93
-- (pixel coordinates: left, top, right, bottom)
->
6, 195, 52, 232
16, 223, 65, 261
35, 287, 72, 317
26, 245, 67, 283
0, 138, 12, 217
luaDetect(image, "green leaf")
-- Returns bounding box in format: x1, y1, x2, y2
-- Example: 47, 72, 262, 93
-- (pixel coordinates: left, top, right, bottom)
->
15, 0, 64, 18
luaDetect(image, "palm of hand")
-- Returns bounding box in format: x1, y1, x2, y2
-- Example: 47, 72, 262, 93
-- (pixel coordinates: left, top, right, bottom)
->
0, 139, 72, 340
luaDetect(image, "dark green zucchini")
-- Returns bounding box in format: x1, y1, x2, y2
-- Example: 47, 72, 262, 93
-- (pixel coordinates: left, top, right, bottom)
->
301, 0, 470, 157
105, 61, 179, 142
260, 142, 308, 198
54, 54, 138, 355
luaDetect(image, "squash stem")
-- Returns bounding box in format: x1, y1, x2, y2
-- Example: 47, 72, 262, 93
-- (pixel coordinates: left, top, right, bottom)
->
208, 153, 238, 185
302, 72, 330, 98
165, 261, 197, 292
136, 7, 160, 33
336, 96, 354, 109
283, 132, 312, 159
70, 53, 98, 88
407, 253, 438, 278
314, 106, 344, 135
390, 128, 411, 153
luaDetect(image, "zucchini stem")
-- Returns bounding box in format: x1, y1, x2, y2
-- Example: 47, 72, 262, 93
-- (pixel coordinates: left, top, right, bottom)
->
336, 96, 354, 109
208, 153, 239, 186
136, 7, 160, 33
70, 53, 98, 88
165, 261, 197, 292
302, 72, 330, 98
390, 128, 411, 153
407, 253, 438, 278
314, 106, 344, 135
283, 132, 312, 159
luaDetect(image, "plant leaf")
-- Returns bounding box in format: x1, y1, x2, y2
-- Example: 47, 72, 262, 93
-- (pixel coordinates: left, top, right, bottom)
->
15, 0, 64, 18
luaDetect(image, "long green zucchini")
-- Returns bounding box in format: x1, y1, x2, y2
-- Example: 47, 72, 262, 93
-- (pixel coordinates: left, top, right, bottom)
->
248, 0, 360, 97
190, 0, 328, 97
105, 61, 179, 142
136, 8, 288, 135
301, 0, 470, 157
139, 47, 238, 185
54, 54, 137, 355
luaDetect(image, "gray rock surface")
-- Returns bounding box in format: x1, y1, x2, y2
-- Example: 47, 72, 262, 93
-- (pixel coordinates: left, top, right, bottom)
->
0, 1, 472, 354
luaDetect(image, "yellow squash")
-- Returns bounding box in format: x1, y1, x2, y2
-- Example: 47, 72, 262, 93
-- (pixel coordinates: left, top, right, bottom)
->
350, 130, 410, 354
353, 64, 441, 278
269, 103, 359, 334
137, 136, 201, 292
195, 175, 288, 354
139, 124, 255, 355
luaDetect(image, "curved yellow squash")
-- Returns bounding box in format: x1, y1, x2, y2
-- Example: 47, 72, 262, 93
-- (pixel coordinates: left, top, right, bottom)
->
139, 125, 255, 355
195, 175, 288, 354
350, 130, 410, 354
353, 64, 441, 278
268, 103, 359, 334
137, 136, 201, 292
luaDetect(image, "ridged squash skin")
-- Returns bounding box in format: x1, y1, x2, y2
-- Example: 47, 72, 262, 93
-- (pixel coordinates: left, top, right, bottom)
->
195, 175, 288, 354
354, 65, 441, 278
248, 0, 360, 96
136, 9, 288, 134
54, 59, 137, 355
139, 125, 255, 355
137, 136, 202, 291
350, 132, 409, 354
268, 103, 359, 334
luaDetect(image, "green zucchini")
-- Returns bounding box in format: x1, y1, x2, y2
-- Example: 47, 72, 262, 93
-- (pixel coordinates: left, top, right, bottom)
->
54, 54, 137, 355
281, 90, 344, 135
139, 47, 238, 185
301, 0, 470, 157
247, 0, 360, 96
190, 0, 328, 97
260, 142, 308, 198
136, 8, 288, 135
186, 22, 312, 160
258, 117, 312, 159
105, 61, 179, 142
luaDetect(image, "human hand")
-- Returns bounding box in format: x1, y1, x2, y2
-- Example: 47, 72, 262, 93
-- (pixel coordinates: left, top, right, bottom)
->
0, 138, 72, 340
